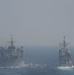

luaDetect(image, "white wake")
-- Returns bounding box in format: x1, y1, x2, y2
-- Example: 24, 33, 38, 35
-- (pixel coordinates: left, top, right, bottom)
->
57, 65, 74, 70
0, 63, 47, 69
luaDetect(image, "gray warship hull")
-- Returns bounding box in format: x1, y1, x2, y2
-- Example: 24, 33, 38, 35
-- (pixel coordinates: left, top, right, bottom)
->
0, 35, 24, 67
0, 56, 24, 67
0, 60, 24, 67
59, 36, 73, 67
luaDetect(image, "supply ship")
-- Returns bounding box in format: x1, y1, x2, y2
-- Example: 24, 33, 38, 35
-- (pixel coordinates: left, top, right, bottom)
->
0, 35, 24, 67
59, 36, 73, 67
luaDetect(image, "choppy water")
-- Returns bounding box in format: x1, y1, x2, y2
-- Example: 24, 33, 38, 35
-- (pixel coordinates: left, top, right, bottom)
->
0, 46, 74, 75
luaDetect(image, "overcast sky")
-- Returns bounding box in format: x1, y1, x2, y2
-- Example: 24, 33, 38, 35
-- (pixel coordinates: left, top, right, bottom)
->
0, 0, 74, 46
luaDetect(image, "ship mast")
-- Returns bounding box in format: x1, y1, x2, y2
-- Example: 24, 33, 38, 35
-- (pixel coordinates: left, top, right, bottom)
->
63, 36, 67, 51
63, 36, 66, 48
60, 36, 69, 51
10, 34, 14, 47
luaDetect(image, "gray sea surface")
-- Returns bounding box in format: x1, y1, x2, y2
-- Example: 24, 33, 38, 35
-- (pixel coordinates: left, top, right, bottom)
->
0, 46, 74, 75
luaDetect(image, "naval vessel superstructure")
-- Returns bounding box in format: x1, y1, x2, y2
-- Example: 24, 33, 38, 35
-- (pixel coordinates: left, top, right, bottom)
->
0, 35, 24, 67
59, 36, 73, 67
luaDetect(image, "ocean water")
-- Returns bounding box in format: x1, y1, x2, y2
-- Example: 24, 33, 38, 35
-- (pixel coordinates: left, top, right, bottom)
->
0, 46, 74, 75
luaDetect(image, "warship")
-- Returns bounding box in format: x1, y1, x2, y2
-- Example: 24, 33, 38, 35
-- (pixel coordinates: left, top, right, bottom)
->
0, 35, 24, 67
59, 36, 73, 67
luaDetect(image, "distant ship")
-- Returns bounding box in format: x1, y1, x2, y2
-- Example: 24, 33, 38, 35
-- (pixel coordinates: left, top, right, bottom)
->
0, 35, 24, 67
59, 36, 73, 67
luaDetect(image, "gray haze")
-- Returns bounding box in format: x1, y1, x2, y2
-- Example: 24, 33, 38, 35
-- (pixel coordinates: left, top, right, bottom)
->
0, 0, 74, 46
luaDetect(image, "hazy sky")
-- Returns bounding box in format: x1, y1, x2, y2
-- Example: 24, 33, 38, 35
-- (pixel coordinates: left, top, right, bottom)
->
0, 0, 74, 46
